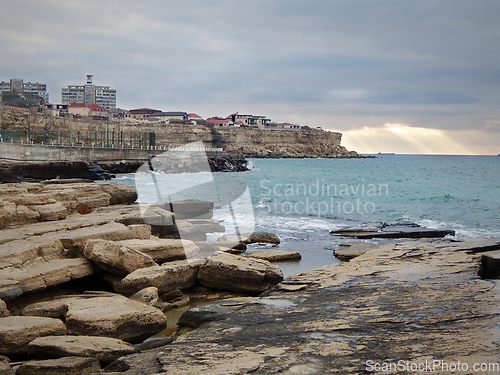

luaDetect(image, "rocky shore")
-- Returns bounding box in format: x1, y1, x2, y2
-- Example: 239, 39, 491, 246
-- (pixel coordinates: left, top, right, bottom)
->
0, 154, 248, 183
0, 181, 285, 374
100, 238, 500, 374
0, 182, 499, 374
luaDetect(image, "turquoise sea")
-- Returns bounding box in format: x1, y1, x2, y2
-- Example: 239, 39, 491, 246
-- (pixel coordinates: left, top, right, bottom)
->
114, 155, 500, 276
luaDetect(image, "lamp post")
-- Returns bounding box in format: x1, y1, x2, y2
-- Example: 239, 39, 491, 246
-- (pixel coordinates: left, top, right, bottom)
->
106, 113, 109, 147
28, 106, 31, 144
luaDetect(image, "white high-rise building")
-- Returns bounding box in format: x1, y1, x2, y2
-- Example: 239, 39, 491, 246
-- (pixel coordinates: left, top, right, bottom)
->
61, 75, 116, 109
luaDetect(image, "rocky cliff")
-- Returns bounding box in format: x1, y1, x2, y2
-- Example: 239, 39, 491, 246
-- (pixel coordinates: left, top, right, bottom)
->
0, 108, 360, 158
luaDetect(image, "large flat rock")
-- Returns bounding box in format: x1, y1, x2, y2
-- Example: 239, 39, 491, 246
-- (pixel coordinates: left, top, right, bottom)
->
331, 223, 455, 239
0, 316, 66, 355
15, 356, 100, 375
28, 336, 135, 365
83, 239, 157, 277
59, 222, 151, 255
198, 252, 283, 293
116, 260, 205, 295
118, 238, 199, 263
333, 242, 378, 261
246, 250, 301, 262
0, 258, 94, 295
62, 294, 167, 343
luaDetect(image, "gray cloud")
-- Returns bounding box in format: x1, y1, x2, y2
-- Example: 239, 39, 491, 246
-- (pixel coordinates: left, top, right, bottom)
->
0, 0, 498, 138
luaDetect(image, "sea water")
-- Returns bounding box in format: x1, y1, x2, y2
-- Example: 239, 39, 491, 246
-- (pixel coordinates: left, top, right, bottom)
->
112, 155, 500, 276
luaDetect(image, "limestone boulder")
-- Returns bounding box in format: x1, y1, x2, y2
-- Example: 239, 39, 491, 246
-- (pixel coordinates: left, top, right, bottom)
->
14, 205, 40, 224
99, 182, 138, 205
116, 259, 205, 295
247, 250, 301, 262
0, 201, 17, 228
15, 356, 100, 375
0, 316, 66, 355
217, 232, 280, 249
198, 253, 284, 293
0, 280, 22, 301
118, 237, 199, 263
63, 294, 166, 343
0, 302, 9, 318
0, 258, 94, 295
28, 336, 135, 365
0, 361, 13, 375
21, 298, 68, 320
83, 239, 157, 277
129, 287, 159, 306
58, 222, 151, 256
28, 202, 67, 221
333, 242, 378, 261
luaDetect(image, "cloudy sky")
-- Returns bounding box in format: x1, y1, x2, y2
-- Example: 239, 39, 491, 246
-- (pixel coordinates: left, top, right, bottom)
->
1, 0, 499, 154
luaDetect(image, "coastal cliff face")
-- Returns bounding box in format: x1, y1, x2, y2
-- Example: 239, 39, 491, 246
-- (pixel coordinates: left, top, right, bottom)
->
0, 107, 359, 158
215, 127, 357, 158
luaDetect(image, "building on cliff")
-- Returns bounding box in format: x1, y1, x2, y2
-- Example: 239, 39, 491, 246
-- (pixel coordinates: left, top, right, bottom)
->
226, 113, 271, 128
68, 102, 107, 119
125, 108, 162, 119
61, 75, 116, 109
1, 78, 49, 104
207, 116, 240, 127
147, 111, 189, 124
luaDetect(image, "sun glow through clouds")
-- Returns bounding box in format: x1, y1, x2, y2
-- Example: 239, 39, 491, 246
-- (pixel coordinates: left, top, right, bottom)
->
342, 123, 498, 155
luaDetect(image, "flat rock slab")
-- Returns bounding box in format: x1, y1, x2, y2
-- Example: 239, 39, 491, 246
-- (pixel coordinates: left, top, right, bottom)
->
218, 232, 280, 246
479, 250, 500, 279
333, 227, 455, 239
62, 294, 167, 343
118, 238, 199, 263
0, 316, 66, 355
59, 222, 151, 255
333, 242, 378, 261
83, 239, 157, 277
198, 252, 283, 293
116, 260, 205, 295
28, 336, 136, 365
246, 250, 301, 262
16, 356, 100, 375
1, 257, 94, 295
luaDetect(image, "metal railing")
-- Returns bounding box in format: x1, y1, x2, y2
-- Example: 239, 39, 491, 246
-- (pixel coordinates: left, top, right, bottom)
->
0, 130, 156, 149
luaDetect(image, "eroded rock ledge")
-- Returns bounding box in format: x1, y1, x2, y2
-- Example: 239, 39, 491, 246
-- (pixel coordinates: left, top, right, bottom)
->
104, 238, 500, 374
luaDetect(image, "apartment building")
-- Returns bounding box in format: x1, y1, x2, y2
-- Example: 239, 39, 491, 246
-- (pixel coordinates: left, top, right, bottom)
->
0, 78, 49, 103
226, 113, 271, 128
61, 75, 116, 109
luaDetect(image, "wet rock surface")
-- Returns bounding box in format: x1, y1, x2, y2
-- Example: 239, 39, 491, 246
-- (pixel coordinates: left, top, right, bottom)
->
107, 238, 500, 374
331, 222, 456, 239
246, 250, 302, 262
